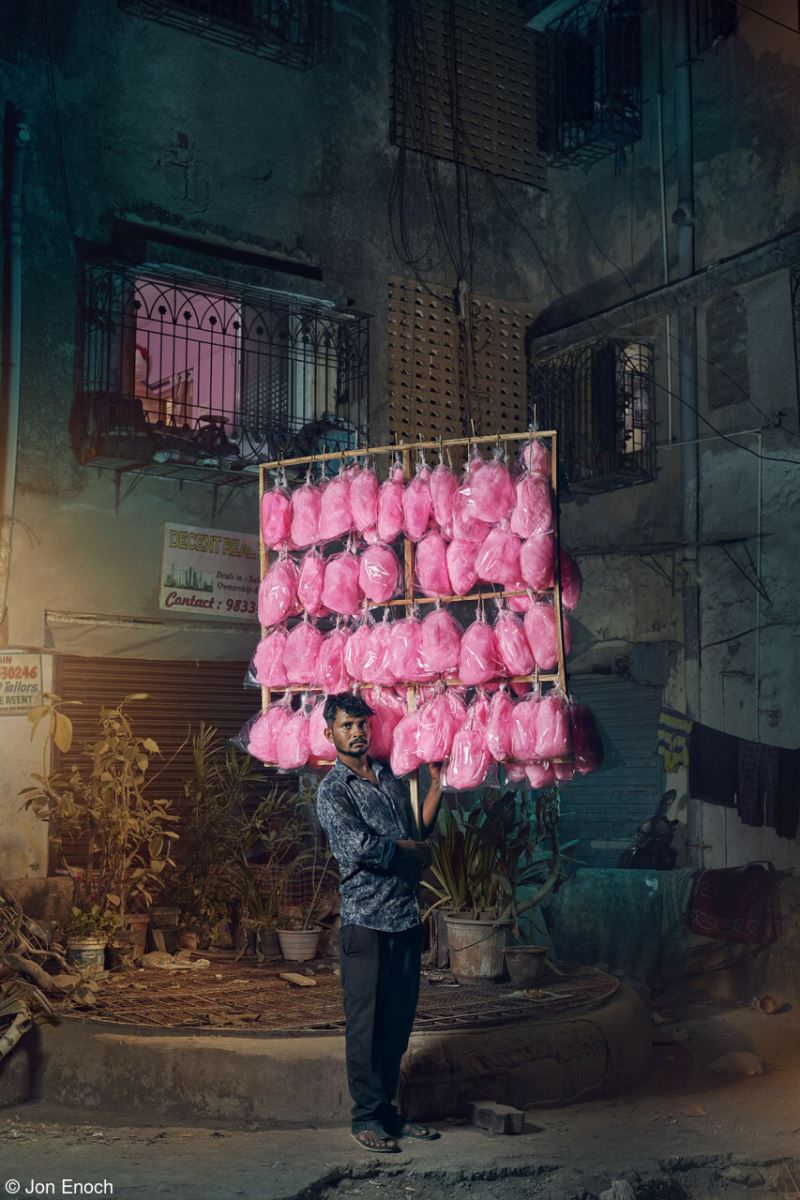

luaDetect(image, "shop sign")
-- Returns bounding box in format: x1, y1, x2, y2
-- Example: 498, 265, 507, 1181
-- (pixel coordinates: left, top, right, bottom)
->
0, 652, 43, 713
159, 523, 259, 621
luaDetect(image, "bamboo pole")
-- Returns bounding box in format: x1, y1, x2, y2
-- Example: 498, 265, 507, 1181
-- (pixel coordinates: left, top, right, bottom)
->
401, 445, 421, 838
549, 430, 569, 695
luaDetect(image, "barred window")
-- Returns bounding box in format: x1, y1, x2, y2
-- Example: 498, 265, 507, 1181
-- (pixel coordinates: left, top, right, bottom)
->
117, 0, 332, 69
78, 262, 369, 470
531, 339, 655, 491
691, 0, 737, 55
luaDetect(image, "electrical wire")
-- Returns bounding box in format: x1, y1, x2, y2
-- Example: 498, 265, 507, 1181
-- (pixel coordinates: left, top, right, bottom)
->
731, 0, 800, 35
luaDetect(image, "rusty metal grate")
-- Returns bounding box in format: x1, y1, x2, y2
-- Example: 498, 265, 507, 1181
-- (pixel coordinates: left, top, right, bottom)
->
65, 961, 618, 1034
387, 278, 534, 448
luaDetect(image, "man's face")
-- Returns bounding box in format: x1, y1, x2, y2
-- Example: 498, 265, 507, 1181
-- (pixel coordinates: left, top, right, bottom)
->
325, 709, 372, 758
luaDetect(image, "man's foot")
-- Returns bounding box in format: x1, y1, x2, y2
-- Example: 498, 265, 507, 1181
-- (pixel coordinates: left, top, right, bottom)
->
351, 1129, 400, 1154
387, 1120, 440, 1141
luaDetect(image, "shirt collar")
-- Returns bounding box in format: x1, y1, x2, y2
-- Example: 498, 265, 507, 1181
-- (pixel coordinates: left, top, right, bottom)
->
331, 755, 389, 783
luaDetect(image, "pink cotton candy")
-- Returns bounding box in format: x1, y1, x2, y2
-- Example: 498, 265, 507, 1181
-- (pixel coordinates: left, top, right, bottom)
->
258, 557, 299, 627
390, 710, 421, 777
309, 700, 336, 762
248, 700, 292, 764
444, 702, 491, 790
345, 620, 373, 683
283, 621, 323, 684
388, 617, 435, 684
419, 609, 462, 676
290, 483, 321, 548
475, 524, 522, 587
252, 628, 288, 687
261, 483, 291, 549
486, 688, 515, 762
446, 539, 479, 597
559, 548, 582, 610
377, 465, 405, 543
570, 703, 603, 775
520, 531, 555, 592
504, 761, 528, 783
471, 691, 491, 728
321, 551, 361, 615
361, 620, 396, 686
510, 696, 540, 763
459, 460, 514, 524
359, 543, 400, 604
318, 627, 350, 693
351, 466, 379, 533
510, 473, 553, 539
521, 439, 551, 478
526, 761, 556, 788
494, 610, 534, 677
415, 531, 452, 597
459, 620, 503, 686
416, 692, 457, 763
508, 593, 532, 614
523, 603, 571, 671
277, 706, 311, 770
534, 694, 572, 760
403, 465, 433, 541
451, 487, 492, 543
318, 474, 352, 542
554, 761, 575, 782
363, 688, 405, 760
297, 549, 327, 617
429, 463, 459, 538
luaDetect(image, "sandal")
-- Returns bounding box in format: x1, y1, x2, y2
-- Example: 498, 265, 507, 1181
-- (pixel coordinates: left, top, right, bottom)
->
351, 1129, 401, 1154
389, 1121, 440, 1141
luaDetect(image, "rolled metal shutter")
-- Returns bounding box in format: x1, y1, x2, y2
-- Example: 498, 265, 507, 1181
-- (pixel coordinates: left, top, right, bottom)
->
50, 656, 267, 872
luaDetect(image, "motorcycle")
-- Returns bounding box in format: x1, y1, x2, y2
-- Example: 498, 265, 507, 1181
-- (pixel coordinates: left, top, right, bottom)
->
618, 789, 678, 870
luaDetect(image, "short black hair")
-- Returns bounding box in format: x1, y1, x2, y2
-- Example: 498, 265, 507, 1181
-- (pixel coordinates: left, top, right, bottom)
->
323, 692, 374, 727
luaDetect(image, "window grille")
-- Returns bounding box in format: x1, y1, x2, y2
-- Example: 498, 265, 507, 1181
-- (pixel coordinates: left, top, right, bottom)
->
531, 339, 655, 490
539, 0, 642, 168
691, 0, 737, 55
77, 261, 369, 472
117, 0, 332, 69
391, 0, 547, 189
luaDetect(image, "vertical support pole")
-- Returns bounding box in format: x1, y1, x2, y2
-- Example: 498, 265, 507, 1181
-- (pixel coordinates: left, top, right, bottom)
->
401, 447, 421, 837
259, 463, 270, 715
549, 432, 569, 695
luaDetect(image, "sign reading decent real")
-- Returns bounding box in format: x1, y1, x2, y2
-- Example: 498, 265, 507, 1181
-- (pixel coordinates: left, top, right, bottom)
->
159, 523, 259, 621
0, 652, 43, 713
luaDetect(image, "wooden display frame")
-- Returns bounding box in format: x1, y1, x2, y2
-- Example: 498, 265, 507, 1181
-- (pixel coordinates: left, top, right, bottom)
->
257, 431, 569, 835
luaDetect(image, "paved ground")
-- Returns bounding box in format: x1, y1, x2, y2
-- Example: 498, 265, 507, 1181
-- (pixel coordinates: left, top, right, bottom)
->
1, 1003, 799, 1200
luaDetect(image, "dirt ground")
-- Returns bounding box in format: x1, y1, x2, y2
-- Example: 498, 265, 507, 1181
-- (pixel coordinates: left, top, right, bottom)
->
1, 1002, 799, 1200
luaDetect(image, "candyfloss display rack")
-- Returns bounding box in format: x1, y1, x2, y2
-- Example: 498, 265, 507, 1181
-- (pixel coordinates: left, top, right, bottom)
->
258, 430, 569, 836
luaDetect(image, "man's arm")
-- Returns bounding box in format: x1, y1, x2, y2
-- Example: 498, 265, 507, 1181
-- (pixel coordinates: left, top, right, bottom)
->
317, 779, 396, 872
419, 763, 444, 839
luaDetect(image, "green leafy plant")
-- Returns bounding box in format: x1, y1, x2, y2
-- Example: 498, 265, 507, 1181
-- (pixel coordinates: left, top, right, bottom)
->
66, 904, 119, 940
423, 789, 578, 927
21, 693, 179, 918
277, 843, 337, 932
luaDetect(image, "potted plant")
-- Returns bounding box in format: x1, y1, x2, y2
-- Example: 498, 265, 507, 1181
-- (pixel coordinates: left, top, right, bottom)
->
275, 843, 336, 962
21, 693, 179, 957
63, 903, 119, 970
423, 789, 577, 984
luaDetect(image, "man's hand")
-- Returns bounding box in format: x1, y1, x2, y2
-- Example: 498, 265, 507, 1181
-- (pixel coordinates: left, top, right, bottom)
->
396, 839, 434, 867
428, 763, 443, 789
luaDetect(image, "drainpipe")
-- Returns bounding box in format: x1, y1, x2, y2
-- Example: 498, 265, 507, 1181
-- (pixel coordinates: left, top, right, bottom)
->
0, 107, 30, 629
674, 4, 702, 862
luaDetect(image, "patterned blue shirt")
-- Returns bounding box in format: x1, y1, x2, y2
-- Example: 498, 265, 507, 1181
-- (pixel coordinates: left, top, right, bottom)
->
316, 758, 421, 932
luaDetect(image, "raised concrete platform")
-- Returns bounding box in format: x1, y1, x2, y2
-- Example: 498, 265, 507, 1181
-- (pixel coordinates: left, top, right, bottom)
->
3, 985, 651, 1126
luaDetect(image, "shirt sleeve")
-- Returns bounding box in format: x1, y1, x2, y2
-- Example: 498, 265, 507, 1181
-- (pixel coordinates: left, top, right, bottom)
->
317, 778, 397, 873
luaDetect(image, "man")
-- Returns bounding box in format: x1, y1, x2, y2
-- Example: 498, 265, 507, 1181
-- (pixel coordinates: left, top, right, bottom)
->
316, 691, 444, 1153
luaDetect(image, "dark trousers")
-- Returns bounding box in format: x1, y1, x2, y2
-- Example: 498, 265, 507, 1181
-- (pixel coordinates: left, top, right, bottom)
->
339, 923, 422, 1133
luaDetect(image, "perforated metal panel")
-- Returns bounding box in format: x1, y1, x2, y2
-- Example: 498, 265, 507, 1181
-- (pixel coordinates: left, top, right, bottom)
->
387, 278, 534, 445
391, 0, 547, 190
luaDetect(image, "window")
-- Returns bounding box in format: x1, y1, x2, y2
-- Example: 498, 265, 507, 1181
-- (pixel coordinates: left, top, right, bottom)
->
691, 0, 737, 55
539, 0, 642, 168
705, 291, 749, 410
117, 0, 331, 69
78, 261, 369, 471
391, 0, 547, 188
531, 338, 655, 490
